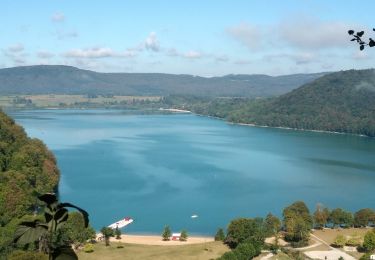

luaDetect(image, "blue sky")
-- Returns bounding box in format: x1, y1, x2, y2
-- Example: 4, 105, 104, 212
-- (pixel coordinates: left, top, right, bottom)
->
1, 0, 374, 75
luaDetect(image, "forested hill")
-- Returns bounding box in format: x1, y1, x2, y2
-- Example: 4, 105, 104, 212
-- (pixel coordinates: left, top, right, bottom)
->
0, 110, 59, 246
186, 69, 375, 137
0, 65, 327, 97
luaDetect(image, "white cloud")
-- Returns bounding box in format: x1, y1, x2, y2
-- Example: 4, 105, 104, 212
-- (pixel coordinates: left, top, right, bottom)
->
144, 32, 160, 52
183, 50, 202, 59
64, 47, 114, 58
37, 51, 55, 59
227, 22, 261, 50
234, 59, 252, 65
52, 12, 65, 22
277, 16, 354, 49
8, 43, 24, 53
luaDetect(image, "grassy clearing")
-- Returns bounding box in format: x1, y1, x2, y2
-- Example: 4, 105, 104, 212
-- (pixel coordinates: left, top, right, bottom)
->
77, 241, 229, 260
312, 227, 370, 245
0, 94, 161, 108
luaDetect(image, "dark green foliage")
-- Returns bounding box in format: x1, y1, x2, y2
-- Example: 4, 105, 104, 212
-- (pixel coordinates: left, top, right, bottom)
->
283, 201, 312, 246
0, 65, 326, 97
233, 242, 256, 260
264, 213, 281, 237
354, 208, 375, 227
313, 204, 330, 229
0, 110, 60, 256
218, 251, 238, 260
181, 69, 375, 137
363, 230, 375, 252
215, 228, 225, 241
13, 193, 88, 260
64, 212, 96, 248
180, 230, 188, 241
224, 218, 265, 249
8, 250, 48, 260
114, 227, 121, 240
162, 225, 171, 241
329, 208, 354, 228
100, 227, 114, 246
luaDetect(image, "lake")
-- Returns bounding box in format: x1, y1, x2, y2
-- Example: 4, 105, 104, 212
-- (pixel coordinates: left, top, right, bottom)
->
9, 109, 375, 235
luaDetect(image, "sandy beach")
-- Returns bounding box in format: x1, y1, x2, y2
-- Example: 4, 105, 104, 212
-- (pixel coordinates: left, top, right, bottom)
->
100, 234, 214, 246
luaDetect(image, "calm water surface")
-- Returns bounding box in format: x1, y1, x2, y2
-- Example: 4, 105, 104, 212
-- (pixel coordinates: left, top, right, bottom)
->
9, 110, 375, 235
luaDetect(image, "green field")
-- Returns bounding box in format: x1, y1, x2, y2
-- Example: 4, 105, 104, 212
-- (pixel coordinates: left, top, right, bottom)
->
76, 241, 229, 260
0, 94, 162, 109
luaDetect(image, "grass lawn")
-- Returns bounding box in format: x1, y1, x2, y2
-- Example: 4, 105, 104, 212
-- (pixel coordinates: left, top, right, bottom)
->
312, 227, 370, 245
77, 241, 229, 260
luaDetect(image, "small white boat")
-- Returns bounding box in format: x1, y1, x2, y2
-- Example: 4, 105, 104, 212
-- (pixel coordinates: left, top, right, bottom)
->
108, 217, 134, 229
191, 214, 198, 218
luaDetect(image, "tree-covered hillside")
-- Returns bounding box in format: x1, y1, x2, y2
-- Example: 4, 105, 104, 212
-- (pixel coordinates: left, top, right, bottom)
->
181, 69, 375, 137
0, 110, 59, 252
0, 65, 327, 97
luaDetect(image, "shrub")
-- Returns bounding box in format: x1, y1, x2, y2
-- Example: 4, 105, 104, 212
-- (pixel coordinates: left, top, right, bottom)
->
83, 243, 94, 253
180, 230, 188, 241
218, 251, 237, 260
215, 228, 225, 241
363, 230, 375, 252
162, 225, 171, 241
234, 242, 256, 260
8, 250, 48, 260
332, 234, 346, 248
346, 236, 361, 247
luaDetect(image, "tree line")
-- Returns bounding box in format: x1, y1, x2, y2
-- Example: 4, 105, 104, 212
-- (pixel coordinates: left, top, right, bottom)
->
215, 201, 375, 259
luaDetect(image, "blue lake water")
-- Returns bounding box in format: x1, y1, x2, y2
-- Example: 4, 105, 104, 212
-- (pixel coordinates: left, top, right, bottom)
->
9, 109, 375, 235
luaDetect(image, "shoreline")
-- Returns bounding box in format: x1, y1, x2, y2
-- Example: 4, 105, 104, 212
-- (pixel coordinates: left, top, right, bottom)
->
97, 234, 214, 246
5, 106, 371, 138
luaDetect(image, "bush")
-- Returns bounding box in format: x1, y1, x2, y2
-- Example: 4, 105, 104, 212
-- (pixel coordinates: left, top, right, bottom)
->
215, 228, 225, 241
290, 239, 309, 248
162, 225, 171, 241
332, 234, 346, 248
363, 230, 375, 252
180, 230, 188, 241
83, 243, 94, 253
8, 250, 48, 260
218, 251, 237, 260
346, 236, 361, 247
234, 242, 256, 260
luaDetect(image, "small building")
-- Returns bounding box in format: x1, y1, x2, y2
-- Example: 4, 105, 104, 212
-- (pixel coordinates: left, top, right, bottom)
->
171, 233, 181, 241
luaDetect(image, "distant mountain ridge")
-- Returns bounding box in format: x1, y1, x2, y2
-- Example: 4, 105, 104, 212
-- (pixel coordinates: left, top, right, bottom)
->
187, 69, 375, 137
0, 65, 328, 97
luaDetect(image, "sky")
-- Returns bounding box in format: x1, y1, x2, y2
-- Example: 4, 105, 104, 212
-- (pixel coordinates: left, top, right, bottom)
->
1, 0, 375, 76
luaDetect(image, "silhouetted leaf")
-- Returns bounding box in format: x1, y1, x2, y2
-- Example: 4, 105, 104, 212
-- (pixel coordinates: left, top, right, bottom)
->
38, 193, 58, 205
348, 30, 354, 35
59, 203, 89, 227
369, 39, 375, 47
357, 31, 365, 37
13, 221, 48, 245
360, 45, 365, 51
53, 246, 78, 260
351, 39, 356, 41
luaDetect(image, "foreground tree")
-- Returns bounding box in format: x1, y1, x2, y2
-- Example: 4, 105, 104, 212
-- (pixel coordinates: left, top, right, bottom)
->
215, 228, 225, 241
283, 201, 312, 247
264, 213, 281, 237
100, 227, 114, 246
115, 227, 122, 240
329, 208, 353, 228
363, 230, 375, 252
180, 230, 188, 241
64, 211, 96, 249
354, 208, 375, 227
313, 204, 329, 229
224, 217, 265, 249
161, 225, 171, 241
13, 193, 89, 260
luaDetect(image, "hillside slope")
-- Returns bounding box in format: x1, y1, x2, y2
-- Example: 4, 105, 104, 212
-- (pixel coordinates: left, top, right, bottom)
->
186, 69, 375, 137
0, 110, 59, 250
0, 65, 327, 97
